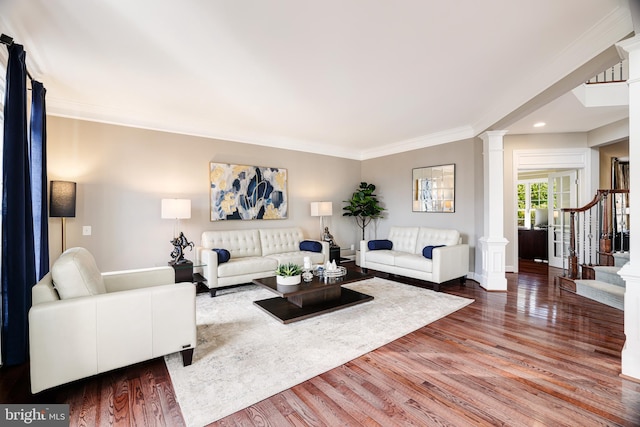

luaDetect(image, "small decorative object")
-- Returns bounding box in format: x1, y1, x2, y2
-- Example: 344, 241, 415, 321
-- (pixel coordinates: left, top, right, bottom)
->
322, 226, 337, 247
275, 262, 302, 286
315, 260, 346, 279
302, 257, 314, 282
170, 232, 194, 264
343, 182, 385, 240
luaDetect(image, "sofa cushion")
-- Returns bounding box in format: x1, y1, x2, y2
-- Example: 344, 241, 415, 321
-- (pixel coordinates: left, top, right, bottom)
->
260, 228, 304, 256
422, 245, 445, 259
395, 253, 433, 272
368, 239, 393, 250
212, 248, 231, 264
217, 257, 278, 277
266, 251, 325, 266
365, 249, 399, 265
415, 227, 460, 253
201, 229, 262, 258
388, 227, 419, 253
299, 240, 322, 253
51, 247, 106, 299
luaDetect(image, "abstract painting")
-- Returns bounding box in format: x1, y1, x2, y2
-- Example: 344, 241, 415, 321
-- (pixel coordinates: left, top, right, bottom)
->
209, 163, 288, 220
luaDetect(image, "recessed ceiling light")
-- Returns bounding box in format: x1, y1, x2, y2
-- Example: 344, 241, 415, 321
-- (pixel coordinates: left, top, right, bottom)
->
533, 122, 546, 128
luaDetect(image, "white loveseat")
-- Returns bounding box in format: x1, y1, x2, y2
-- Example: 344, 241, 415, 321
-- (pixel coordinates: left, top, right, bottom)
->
29, 247, 196, 393
196, 227, 329, 296
359, 226, 469, 291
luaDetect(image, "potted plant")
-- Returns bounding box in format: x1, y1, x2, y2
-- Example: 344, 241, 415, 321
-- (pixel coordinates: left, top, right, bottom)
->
275, 262, 303, 286
343, 182, 386, 240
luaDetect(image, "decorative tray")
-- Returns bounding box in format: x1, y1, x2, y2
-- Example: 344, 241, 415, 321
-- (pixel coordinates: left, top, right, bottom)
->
314, 265, 347, 278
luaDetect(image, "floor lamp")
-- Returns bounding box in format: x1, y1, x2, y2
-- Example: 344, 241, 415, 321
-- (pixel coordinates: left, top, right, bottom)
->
49, 181, 77, 253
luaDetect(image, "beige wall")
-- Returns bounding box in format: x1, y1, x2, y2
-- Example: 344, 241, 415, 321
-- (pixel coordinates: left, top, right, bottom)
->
47, 117, 362, 271
360, 138, 480, 275
599, 140, 630, 188
46, 115, 626, 278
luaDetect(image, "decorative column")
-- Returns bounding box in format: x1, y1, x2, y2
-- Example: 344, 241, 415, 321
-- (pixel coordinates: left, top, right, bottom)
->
478, 131, 509, 291
616, 35, 640, 382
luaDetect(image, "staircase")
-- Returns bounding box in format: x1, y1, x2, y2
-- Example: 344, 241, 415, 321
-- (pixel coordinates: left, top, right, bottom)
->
573, 252, 628, 310
558, 189, 630, 310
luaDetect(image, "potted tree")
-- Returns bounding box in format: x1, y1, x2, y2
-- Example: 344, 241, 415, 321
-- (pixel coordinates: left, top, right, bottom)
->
343, 182, 385, 241
275, 262, 303, 286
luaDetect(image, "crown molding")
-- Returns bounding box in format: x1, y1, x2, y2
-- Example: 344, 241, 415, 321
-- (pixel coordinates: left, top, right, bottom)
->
359, 126, 476, 160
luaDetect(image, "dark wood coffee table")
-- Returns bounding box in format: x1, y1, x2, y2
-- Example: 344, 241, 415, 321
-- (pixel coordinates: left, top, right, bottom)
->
252, 270, 373, 323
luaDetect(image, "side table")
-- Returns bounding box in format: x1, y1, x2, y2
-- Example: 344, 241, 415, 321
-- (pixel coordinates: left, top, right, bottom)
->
169, 260, 193, 283
329, 246, 341, 263
169, 260, 207, 285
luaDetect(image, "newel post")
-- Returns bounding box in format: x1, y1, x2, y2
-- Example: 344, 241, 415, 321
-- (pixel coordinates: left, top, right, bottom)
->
568, 211, 579, 279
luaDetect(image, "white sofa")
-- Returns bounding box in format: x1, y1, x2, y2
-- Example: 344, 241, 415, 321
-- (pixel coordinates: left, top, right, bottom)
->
29, 247, 196, 393
196, 227, 329, 296
359, 226, 469, 291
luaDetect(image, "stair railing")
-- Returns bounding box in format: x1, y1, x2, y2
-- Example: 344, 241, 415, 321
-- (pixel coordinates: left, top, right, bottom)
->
586, 60, 627, 84
561, 189, 629, 279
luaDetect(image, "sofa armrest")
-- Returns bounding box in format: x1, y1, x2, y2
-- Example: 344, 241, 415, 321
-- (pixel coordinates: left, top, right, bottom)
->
431, 244, 469, 283
95, 282, 196, 372
359, 240, 370, 267
29, 283, 196, 393
102, 266, 175, 292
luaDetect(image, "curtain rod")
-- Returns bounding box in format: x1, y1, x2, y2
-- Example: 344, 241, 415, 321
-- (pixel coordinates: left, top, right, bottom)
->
1, 33, 35, 81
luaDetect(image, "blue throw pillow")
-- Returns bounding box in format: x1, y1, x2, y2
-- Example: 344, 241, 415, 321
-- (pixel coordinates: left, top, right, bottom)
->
212, 248, 231, 264
299, 240, 323, 253
368, 239, 393, 250
422, 245, 445, 259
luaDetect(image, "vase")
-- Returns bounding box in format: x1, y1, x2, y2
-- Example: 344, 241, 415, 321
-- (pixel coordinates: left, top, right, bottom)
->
276, 274, 301, 286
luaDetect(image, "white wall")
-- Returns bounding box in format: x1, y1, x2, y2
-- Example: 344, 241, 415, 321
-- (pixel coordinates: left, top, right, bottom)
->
47, 117, 362, 271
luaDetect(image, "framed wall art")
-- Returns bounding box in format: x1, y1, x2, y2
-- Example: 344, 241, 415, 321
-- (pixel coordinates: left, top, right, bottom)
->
412, 164, 455, 213
209, 162, 288, 220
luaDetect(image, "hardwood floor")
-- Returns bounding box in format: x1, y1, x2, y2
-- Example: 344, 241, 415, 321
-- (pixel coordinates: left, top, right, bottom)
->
2, 259, 639, 426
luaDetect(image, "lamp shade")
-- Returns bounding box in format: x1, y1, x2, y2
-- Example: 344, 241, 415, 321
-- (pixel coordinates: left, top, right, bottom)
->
161, 199, 191, 219
49, 181, 77, 218
310, 201, 333, 217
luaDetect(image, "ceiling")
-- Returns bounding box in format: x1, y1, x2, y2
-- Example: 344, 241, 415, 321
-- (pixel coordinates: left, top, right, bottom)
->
0, 0, 633, 160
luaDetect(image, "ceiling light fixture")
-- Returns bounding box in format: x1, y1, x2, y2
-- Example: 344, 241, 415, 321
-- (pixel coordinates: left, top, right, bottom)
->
533, 122, 546, 128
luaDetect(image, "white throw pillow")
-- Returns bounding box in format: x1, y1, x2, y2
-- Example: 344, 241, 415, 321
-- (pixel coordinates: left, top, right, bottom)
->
51, 247, 106, 299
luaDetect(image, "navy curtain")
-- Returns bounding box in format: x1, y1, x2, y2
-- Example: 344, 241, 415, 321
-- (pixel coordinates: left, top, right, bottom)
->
1, 43, 36, 366
30, 81, 49, 280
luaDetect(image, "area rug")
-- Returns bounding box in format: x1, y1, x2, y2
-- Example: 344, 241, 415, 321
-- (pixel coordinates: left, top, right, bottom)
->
164, 277, 473, 426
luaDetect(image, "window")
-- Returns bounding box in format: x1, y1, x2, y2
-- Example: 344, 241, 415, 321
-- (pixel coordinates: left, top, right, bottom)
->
517, 179, 548, 229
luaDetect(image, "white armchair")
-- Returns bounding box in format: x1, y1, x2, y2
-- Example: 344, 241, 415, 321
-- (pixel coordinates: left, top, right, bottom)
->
29, 247, 196, 393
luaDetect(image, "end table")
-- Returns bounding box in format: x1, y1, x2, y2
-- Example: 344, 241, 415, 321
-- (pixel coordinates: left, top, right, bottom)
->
169, 260, 194, 283
329, 246, 341, 263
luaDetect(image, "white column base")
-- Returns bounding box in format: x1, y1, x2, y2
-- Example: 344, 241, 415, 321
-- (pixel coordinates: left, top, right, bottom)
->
619, 263, 640, 381
479, 236, 508, 291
